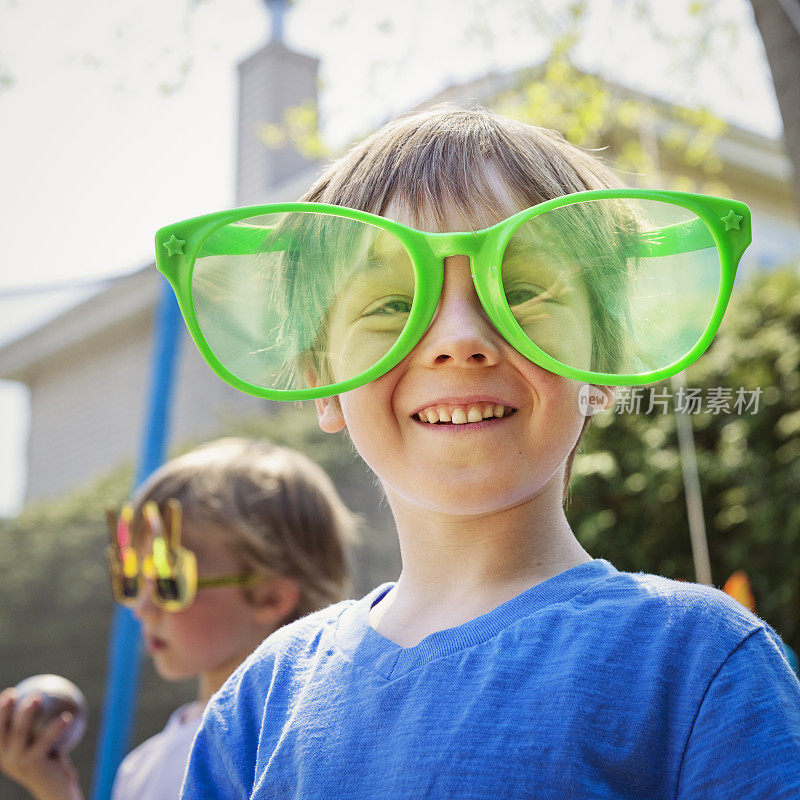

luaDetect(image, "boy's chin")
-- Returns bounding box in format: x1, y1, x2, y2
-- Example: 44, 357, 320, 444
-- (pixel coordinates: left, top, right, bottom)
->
151, 656, 195, 683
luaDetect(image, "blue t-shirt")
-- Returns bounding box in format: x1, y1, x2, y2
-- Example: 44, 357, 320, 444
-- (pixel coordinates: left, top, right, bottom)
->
181, 559, 800, 798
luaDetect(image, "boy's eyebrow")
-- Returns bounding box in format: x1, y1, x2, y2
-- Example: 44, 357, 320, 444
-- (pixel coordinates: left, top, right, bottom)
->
343, 238, 412, 278
366, 232, 412, 261
360, 249, 411, 269
338, 257, 414, 294
503, 238, 551, 258
503, 238, 573, 271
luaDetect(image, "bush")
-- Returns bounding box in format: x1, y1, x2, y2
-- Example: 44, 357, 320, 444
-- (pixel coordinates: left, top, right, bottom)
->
570, 262, 800, 653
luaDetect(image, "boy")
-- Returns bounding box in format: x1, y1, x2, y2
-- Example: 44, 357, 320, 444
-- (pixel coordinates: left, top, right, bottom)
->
0, 438, 355, 800
166, 108, 799, 797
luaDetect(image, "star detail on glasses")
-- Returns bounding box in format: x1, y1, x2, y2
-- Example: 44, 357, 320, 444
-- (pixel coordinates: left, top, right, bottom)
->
721, 210, 743, 231
163, 234, 185, 256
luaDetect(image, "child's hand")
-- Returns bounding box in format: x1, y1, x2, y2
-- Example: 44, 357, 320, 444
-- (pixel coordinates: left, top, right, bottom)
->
0, 688, 84, 800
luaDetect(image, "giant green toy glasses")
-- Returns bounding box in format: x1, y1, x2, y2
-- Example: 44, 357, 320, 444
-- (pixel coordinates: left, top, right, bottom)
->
155, 189, 751, 400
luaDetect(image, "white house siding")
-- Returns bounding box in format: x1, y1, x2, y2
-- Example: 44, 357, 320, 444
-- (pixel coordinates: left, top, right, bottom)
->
24, 292, 266, 503
169, 324, 269, 449
26, 312, 153, 501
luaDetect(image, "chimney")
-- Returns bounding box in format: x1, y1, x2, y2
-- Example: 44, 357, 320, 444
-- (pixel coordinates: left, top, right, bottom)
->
235, 0, 320, 206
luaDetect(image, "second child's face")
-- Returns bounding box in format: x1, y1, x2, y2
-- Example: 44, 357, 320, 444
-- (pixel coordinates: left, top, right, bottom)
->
131, 528, 266, 684
317, 247, 608, 517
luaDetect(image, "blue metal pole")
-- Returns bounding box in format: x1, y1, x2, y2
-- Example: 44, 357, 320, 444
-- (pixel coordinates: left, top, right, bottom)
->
90, 279, 183, 800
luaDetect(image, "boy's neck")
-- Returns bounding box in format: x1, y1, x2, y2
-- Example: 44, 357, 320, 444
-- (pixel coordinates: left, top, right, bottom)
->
369, 488, 591, 648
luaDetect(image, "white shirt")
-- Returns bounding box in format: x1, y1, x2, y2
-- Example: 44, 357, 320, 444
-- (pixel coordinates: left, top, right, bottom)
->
111, 701, 204, 800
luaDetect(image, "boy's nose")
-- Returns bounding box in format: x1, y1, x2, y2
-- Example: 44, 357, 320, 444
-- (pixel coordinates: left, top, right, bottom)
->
131, 580, 160, 621
414, 256, 501, 369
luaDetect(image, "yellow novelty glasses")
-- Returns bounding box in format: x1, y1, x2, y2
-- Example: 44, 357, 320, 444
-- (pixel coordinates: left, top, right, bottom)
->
105, 500, 259, 612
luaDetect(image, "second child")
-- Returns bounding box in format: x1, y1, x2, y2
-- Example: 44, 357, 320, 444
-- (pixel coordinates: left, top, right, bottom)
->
0, 437, 356, 800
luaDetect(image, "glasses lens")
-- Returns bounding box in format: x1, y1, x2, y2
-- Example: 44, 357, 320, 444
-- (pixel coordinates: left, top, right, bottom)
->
105, 547, 140, 605
150, 547, 195, 610
191, 211, 415, 392
119, 575, 139, 600
501, 198, 721, 376
156, 577, 181, 602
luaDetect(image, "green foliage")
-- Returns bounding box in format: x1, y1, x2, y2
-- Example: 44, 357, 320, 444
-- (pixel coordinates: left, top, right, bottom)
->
257, 99, 331, 160
492, 52, 729, 191
570, 261, 800, 653
0, 465, 136, 799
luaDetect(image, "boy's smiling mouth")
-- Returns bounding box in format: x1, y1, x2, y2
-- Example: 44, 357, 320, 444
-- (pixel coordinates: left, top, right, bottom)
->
413, 402, 516, 425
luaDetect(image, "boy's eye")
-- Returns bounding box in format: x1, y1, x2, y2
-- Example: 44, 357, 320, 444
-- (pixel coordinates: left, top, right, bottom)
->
360, 296, 413, 317
504, 284, 548, 307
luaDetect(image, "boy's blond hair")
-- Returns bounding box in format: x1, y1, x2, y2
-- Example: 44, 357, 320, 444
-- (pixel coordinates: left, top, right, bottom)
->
302, 104, 623, 225
131, 438, 356, 623
300, 105, 624, 496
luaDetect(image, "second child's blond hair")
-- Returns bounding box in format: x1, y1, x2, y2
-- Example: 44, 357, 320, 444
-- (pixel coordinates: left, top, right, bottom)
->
131, 438, 356, 622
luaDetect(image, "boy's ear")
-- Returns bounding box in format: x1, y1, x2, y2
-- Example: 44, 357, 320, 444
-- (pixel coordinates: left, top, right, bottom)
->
315, 396, 346, 433
305, 367, 346, 432
249, 576, 301, 627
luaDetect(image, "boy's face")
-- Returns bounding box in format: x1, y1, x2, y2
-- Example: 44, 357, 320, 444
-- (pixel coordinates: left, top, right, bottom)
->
316, 246, 613, 516
131, 527, 268, 684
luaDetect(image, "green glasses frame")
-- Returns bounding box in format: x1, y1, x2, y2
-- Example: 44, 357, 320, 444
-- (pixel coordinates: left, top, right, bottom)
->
155, 189, 751, 400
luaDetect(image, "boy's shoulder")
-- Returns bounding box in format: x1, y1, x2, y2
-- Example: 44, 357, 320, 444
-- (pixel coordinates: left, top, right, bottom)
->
601, 565, 757, 614
259, 596, 356, 659
207, 596, 357, 713
583, 563, 773, 652
225, 595, 359, 684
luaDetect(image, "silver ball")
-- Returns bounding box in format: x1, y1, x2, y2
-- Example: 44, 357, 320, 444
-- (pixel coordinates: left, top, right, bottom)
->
13, 674, 87, 753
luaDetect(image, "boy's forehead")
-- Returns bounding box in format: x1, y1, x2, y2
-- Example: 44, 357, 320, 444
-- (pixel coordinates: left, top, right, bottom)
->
381, 168, 532, 233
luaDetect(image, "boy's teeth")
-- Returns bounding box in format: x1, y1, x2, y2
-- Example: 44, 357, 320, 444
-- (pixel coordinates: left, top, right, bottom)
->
451, 408, 468, 424
416, 404, 512, 424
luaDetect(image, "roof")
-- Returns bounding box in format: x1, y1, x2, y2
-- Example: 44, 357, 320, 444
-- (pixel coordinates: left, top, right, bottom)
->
413, 66, 795, 191
0, 164, 322, 383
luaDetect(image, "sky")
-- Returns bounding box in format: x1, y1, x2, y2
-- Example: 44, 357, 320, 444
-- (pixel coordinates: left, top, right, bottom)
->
0, 0, 784, 515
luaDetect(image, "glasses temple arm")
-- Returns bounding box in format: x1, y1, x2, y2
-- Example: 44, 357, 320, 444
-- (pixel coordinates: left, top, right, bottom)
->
105, 506, 119, 547
165, 499, 182, 550
197, 224, 297, 257
630, 218, 719, 258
